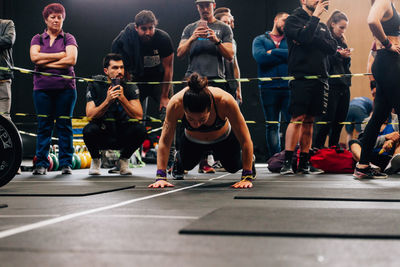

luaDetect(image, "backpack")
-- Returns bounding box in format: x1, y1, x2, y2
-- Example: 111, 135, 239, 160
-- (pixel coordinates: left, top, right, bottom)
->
310, 146, 355, 173
267, 146, 299, 173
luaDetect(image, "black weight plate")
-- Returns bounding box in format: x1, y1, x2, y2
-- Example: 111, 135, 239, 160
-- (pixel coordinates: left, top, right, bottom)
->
0, 115, 22, 187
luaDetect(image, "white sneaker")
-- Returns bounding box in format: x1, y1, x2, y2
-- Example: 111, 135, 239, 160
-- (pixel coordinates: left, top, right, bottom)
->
119, 158, 132, 175
89, 158, 101, 175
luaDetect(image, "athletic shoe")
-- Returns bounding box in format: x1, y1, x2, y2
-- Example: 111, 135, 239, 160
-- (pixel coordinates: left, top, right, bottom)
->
89, 158, 101, 175
353, 165, 388, 179
370, 163, 381, 172
280, 160, 294, 175
198, 159, 216, 173
119, 158, 132, 175
61, 166, 72, 175
32, 166, 47, 175
108, 166, 120, 174
172, 152, 184, 180
212, 160, 226, 172
384, 154, 400, 175
297, 161, 324, 175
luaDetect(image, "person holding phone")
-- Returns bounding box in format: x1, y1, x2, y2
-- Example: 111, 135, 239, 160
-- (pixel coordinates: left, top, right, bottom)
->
313, 10, 352, 149
280, 0, 337, 175
83, 53, 146, 176
177, 0, 234, 90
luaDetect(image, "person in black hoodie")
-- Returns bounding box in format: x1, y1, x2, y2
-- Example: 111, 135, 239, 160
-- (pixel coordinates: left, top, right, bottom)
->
280, 0, 337, 175
313, 10, 351, 149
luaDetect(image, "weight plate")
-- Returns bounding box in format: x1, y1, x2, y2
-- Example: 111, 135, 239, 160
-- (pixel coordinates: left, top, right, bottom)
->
0, 115, 22, 187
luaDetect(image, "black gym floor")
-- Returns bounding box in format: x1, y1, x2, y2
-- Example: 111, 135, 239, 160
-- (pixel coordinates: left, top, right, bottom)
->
1, 164, 400, 266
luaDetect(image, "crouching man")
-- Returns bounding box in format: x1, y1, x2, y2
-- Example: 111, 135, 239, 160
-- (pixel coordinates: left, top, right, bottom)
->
83, 53, 147, 175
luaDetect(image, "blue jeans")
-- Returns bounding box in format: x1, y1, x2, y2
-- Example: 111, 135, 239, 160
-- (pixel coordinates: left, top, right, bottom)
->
33, 89, 77, 168
259, 88, 291, 159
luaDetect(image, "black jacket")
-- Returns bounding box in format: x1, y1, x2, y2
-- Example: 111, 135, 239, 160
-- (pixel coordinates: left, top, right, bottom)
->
284, 8, 337, 78
0, 19, 15, 80
111, 23, 143, 79
328, 37, 352, 89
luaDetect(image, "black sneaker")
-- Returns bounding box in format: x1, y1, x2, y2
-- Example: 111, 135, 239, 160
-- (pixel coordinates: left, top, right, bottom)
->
297, 161, 324, 175
280, 160, 294, 175
172, 152, 184, 180
384, 154, 400, 175
108, 166, 120, 174
353, 165, 388, 179
297, 160, 324, 175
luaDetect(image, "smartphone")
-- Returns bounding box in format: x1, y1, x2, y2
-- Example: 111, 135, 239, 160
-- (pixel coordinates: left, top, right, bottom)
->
197, 20, 208, 40
111, 78, 120, 87
198, 20, 207, 29
322, 0, 329, 10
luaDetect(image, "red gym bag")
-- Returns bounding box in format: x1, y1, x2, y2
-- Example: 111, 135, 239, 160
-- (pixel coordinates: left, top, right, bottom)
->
310, 146, 355, 173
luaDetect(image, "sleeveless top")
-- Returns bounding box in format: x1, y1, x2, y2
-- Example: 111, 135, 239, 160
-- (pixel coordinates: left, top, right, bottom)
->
181, 94, 227, 133
382, 3, 400, 36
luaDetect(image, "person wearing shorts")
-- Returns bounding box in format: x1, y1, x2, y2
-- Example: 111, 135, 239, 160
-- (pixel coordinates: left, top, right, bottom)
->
280, 0, 337, 175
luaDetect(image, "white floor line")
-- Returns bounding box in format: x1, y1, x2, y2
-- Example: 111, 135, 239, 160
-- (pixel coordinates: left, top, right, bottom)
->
208, 173, 231, 181
0, 173, 227, 239
0, 215, 60, 218
90, 215, 199, 220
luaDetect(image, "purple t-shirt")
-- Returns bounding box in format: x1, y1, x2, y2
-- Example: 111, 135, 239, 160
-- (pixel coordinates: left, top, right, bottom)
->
30, 30, 78, 90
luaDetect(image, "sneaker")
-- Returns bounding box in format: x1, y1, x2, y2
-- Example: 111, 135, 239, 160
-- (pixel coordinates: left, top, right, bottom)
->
297, 161, 324, 175
61, 166, 72, 175
89, 158, 101, 175
32, 166, 47, 175
108, 166, 120, 174
198, 159, 216, 174
172, 152, 184, 180
384, 154, 400, 175
353, 165, 388, 179
280, 160, 294, 175
212, 160, 226, 172
370, 163, 381, 172
119, 158, 132, 175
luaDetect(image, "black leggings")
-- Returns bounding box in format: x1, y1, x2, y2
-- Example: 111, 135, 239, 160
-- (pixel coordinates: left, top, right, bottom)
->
360, 50, 400, 165
177, 130, 242, 173
313, 87, 350, 148
83, 121, 147, 159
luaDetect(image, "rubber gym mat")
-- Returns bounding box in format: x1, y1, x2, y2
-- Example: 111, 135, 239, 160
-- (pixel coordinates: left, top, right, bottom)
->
234, 187, 400, 202
0, 182, 135, 197
179, 207, 400, 239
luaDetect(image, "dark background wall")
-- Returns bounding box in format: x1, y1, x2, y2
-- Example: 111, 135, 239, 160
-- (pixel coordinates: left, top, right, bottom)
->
2, 0, 298, 161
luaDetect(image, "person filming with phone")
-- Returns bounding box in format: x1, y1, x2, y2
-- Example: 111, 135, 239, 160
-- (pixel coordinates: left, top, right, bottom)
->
83, 53, 146, 176
313, 10, 352, 149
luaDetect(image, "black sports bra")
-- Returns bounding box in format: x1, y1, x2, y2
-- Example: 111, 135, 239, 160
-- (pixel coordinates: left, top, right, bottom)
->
181, 94, 227, 133
382, 3, 400, 36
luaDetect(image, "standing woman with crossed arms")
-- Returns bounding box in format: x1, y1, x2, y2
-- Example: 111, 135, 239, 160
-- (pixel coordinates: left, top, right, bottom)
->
30, 3, 78, 175
354, 0, 400, 179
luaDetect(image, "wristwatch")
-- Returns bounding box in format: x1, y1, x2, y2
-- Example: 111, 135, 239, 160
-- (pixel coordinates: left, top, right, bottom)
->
215, 39, 222, 46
